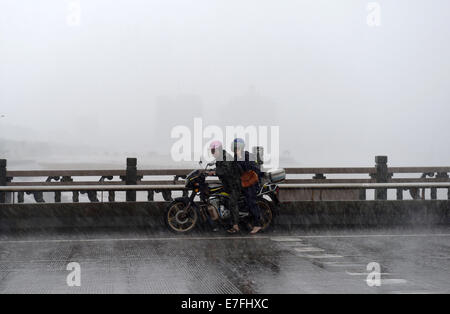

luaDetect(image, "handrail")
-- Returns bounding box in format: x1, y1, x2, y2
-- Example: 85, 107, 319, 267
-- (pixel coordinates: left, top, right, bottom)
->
280, 183, 450, 189
285, 167, 376, 174
0, 185, 186, 192
6, 166, 450, 178
1, 182, 450, 193
387, 167, 450, 173
6, 170, 126, 177
6, 178, 450, 187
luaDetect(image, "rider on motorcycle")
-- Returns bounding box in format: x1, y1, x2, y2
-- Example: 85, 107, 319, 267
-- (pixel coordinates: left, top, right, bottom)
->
209, 140, 242, 234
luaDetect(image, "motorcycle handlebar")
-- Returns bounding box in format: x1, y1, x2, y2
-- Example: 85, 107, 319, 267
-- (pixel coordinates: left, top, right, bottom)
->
173, 175, 187, 183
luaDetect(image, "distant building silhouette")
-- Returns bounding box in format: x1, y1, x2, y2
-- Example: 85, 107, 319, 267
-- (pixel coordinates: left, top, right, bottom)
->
218, 86, 280, 127
153, 93, 203, 155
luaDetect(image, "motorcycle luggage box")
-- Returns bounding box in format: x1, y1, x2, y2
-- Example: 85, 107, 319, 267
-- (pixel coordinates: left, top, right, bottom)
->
267, 168, 286, 183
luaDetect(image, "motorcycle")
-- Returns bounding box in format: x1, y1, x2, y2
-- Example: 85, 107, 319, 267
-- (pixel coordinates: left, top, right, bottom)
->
164, 161, 285, 233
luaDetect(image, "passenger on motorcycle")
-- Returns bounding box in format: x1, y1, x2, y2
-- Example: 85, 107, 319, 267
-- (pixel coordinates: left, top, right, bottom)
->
232, 138, 263, 234
208, 140, 242, 234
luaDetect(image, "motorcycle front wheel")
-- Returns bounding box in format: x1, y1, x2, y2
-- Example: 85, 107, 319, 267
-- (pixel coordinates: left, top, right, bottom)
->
164, 201, 198, 233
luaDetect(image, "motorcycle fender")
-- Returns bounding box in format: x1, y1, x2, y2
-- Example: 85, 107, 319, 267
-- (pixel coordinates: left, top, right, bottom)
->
268, 194, 280, 216
173, 197, 200, 214
174, 197, 191, 205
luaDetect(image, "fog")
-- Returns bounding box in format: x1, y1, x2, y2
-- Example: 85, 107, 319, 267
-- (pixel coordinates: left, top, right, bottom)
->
1, 0, 449, 167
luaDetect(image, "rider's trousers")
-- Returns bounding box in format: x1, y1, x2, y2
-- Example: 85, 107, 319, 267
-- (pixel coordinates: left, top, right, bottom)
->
243, 184, 261, 227
228, 188, 240, 226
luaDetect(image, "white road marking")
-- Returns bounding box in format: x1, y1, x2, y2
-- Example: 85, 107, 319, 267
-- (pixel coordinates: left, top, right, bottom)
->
294, 247, 325, 253
319, 263, 367, 268
391, 290, 440, 294
0, 233, 449, 244
365, 278, 408, 285
270, 237, 304, 242
294, 233, 450, 239
428, 256, 450, 260
346, 271, 391, 276
298, 254, 344, 259
280, 243, 310, 247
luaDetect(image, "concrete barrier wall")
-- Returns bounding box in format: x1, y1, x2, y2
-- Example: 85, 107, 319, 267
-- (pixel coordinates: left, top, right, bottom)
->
0, 201, 449, 231
278, 200, 449, 227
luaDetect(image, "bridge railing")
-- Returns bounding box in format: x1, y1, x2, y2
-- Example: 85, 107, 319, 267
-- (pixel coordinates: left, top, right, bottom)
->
0, 156, 449, 203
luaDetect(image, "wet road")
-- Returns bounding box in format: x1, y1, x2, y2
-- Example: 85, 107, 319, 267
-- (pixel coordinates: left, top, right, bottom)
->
0, 227, 449, 294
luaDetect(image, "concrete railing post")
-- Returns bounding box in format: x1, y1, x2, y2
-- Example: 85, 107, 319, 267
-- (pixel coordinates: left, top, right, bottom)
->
359, 189, 366, 200
375, 156, 388, 200
126, 158, 137, 202
108, 191, 115, 202
18, 192, 24, 203
431, 188, 437, 200
396, 188, 403, 200
0, 159, 6, 203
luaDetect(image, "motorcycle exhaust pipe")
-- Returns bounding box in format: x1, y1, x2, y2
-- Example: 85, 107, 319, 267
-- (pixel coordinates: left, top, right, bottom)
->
207, 204, 219, 221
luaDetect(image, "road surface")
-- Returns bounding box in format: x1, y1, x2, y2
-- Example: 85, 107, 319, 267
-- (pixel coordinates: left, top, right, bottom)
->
0, 227, 449, 293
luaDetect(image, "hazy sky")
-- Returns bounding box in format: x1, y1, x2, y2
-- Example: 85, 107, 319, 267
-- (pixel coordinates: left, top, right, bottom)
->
1, 0, 449, 166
